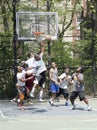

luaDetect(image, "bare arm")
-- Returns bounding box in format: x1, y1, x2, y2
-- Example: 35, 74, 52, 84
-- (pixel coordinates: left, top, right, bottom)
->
39, 41, 45, 55
19, 77, 33, 82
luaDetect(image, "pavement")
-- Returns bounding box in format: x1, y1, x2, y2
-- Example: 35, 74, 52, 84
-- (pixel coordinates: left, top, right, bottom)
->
0, 97, 97, 130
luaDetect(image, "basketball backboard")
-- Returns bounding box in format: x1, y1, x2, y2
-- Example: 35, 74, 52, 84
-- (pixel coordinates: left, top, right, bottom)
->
16, 12, 58, 41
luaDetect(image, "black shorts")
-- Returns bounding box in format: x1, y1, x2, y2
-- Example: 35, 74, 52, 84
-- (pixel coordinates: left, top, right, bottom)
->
20, 86, 26, 94
57, 88, 69, 99
70, 91, 85, 101
38, 71, 46, 87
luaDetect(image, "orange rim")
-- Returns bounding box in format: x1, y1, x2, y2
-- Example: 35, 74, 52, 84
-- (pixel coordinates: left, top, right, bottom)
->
33, 32, 45, 36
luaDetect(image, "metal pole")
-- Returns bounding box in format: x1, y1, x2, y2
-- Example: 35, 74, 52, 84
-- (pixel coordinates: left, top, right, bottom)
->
91, 10, 96, 97
47, 0, 51, 70
37, 0, 39, 9
13, 0, 17, 90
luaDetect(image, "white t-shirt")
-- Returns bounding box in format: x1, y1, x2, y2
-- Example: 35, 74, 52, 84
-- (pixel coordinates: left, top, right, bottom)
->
34, 60, 46, 76
59, 73, 71, 89
17, 71, 25, 87
25, 57, 35, 67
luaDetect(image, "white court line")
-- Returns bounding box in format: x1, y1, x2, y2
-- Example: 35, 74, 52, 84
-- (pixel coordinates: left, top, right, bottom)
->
1, 100, 97, 122
0, 110, 12, 121
16, 118, 97, 130
0, 110, 15, 120
1, 118, 97, 130
0, 110, 6, 118
9, 117, 97, 123
54, 128, 97, 130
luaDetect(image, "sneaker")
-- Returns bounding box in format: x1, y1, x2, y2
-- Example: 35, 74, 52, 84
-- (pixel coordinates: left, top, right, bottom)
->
28, 101, 33, 105
48, 101, 54, 106
87, 105, 92, 111
30, 93, 35, 98
17, 99, 20, 103
69, 105, 76, 110
11, 98, 17, 103
65, 102, 69, 106
39, 98, 44, 102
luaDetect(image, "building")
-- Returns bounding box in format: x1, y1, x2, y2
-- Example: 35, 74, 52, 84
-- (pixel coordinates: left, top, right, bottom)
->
63, 0, 87, 42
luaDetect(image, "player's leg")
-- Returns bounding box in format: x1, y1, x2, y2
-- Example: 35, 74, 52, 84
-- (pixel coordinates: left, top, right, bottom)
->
63, 89, 69, 106
30, 78, 38, 98
38, 71, 46, 101
70, 91, 78, 109
48, 83, 59, 106
79, 91, 92, 111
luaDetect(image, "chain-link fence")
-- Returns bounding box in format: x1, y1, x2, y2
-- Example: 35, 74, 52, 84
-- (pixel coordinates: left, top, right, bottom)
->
0, 36, 96, 99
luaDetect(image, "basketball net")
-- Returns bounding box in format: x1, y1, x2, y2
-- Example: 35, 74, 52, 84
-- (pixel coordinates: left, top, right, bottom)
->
33, 31, 45, 42
0, 110, 6, 118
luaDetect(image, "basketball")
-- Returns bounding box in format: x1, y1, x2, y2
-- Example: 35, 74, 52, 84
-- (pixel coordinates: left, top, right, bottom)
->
45, 35, 51, 41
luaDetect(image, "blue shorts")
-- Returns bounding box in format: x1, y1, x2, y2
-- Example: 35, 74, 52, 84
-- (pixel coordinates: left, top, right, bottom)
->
50, 83, 59, 93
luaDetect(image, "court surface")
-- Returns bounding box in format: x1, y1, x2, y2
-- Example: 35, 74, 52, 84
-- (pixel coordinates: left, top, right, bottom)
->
0, 97, 97, 130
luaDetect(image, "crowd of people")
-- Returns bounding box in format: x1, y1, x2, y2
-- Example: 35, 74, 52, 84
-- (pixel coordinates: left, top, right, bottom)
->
11, 41, 92, 111
11, 41, 46, 110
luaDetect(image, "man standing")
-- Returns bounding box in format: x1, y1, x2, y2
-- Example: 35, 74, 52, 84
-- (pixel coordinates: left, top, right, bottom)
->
48, 62, 59, 106
70, 67, 92, 111
57, 68, 72, 106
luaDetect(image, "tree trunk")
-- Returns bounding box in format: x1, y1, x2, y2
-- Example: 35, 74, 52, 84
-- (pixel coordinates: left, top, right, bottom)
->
1, 1, 9, 33
94, 1, 97, 33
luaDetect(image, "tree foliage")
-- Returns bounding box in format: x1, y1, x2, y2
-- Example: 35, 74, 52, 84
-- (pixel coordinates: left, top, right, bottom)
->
0, 0, 97, 98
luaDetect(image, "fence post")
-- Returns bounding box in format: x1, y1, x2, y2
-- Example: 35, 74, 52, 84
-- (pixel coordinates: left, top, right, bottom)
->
13, 0, 17, 91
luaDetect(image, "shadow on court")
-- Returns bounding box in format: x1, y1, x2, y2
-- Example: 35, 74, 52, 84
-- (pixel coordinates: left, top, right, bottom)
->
0, 98, 97, 130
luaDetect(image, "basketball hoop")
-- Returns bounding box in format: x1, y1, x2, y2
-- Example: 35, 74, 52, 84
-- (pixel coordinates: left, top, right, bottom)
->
33, 32, 45, 36
16, 12, 58, 41
32, 31, 45, 42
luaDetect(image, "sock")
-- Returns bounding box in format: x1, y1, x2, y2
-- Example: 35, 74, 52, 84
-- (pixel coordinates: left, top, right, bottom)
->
49, 99, 54, 104
39, 90, 43, 99
31, 87, 35, 93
